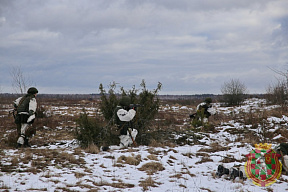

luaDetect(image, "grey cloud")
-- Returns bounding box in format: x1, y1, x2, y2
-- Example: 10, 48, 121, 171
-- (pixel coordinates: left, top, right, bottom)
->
0, 0, 287, 94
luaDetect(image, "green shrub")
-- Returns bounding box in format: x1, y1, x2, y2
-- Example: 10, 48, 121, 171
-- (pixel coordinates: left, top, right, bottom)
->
74, 110, 116, 148
99, 80, 162, 145
191, 109, 205, 128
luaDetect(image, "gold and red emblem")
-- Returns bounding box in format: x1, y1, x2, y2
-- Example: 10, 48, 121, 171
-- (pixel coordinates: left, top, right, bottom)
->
245, 143, 282, 187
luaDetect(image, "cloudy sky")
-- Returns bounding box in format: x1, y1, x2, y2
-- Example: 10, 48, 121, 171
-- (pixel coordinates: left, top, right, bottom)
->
0, 0, 287, 95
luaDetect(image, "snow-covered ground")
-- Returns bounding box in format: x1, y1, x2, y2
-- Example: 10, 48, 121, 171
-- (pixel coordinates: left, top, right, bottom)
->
1, 98, 288, 192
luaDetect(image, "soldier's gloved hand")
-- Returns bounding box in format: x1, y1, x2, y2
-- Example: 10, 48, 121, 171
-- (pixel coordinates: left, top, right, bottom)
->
27, 114, 35, 123
29, 110, 34, 116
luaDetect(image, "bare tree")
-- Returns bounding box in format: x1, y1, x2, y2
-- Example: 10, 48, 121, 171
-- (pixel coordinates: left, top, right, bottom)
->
0, 84, 2, 104
266, 65, 288, 110
221, 79, 248, 106
266, 80, 287, 106
10, 66, 32, 94
268, 65, 288, 84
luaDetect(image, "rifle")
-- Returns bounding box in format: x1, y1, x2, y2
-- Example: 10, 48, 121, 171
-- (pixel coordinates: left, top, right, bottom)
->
127, 128, 137, 147
9, 109, 16, 119
129, 104, 142, 110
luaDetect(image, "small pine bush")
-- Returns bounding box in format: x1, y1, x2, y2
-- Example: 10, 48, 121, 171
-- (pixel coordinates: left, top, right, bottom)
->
191, 109, 205, 128
99, 80, 162, 145
74, 110, 116, 148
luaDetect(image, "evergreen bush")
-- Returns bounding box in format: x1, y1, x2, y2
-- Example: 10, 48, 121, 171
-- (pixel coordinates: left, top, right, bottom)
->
74, 110, 115, 148
99, 80, 162, 145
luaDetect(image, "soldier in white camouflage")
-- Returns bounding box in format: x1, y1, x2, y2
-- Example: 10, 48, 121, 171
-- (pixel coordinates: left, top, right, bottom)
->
13, 87, 38, 148
115, 96, 138, 148
190, 98, 216, 124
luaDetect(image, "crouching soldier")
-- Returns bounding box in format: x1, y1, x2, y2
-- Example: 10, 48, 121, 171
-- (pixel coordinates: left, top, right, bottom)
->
190, 98, 216, 126
14, 87, 38, 148
115, 96, 138, 148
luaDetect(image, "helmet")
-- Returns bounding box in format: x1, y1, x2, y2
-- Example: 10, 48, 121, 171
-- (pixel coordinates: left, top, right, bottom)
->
204, 98, 212, 104
119, 96, 130, 107
27, 87, 38, 94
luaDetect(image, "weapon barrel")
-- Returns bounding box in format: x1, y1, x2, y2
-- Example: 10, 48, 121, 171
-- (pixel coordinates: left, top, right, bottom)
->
8, 109, 16, 118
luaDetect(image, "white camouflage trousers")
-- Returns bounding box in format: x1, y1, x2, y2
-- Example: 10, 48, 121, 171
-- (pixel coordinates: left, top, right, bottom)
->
17, 123, 30, 145
119, 129, 138, 148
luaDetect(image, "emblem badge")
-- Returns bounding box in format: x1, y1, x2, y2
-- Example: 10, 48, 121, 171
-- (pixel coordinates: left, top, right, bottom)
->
245, 143, 282, 187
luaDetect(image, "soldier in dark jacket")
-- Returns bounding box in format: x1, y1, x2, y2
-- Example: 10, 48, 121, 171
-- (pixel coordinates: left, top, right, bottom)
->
13, 87, 38, 148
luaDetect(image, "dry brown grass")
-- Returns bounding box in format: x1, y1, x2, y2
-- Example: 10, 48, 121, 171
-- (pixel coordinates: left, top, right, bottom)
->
138, 162, 165, 175
73, 147, 84, 156
60, 151, 82, 165
103, 155, 115, 159
147, 148, 162, 156
5, 131, 18, 148
195, 152, 210, 157
91, 179, 134, 189
3, 95, 282, 151
197, 142, 231, 153
195, 156, 213, 164
26, 188, 48, 191
267, 107, 287, 118
31, 157, 47, 170
110, 181, 135, 189
240, 131, 261, 145
117, 154, 141, 165
1, 95, 288, 191
87, 189, 100, 192
219, 155, 244, 163
26, 167, 39, 174
182, 152, 194, 158
148, 139, 166, 147
0, 147, 86, 174
74, 171, 86, 179
147, 154, 158, 161
10, 156, 19, 166
200, 187, 213, 192
169, 173, 183, 179
84, 144, 100, 154
209, 111, 232, 125
139, 176, 161, 191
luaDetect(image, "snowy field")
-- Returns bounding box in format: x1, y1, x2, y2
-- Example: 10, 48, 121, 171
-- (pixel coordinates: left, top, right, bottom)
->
1, 98, 288, 192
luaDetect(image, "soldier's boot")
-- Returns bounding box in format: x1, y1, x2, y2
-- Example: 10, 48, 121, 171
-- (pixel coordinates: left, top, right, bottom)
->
24, 138, 31, 148
17, 134, 25, 149
16, 143, 22, 149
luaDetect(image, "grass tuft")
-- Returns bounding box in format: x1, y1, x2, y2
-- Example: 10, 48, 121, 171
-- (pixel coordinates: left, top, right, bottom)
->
139, 176, 161, 191
138, 162, 165, 175
117, 154, 141, 165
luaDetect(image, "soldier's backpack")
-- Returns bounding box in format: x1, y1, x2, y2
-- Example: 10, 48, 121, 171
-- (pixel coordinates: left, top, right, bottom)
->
276, 143, 288, 155
276, 143, 288, 172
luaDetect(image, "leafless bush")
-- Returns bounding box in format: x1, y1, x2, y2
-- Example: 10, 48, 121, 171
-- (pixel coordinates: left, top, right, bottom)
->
10, 65, 33, 94
221, 79, 248, 106
266, 79, 288, 111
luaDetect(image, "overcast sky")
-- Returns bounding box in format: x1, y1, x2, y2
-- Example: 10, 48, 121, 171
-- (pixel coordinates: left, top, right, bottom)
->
0, 0, 287, 95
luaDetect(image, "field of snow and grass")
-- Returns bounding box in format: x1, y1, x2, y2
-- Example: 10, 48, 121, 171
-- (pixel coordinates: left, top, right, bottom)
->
0, 96, 288, 192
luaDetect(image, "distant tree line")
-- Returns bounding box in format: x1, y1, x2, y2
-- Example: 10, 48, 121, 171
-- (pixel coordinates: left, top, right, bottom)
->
3, 65, 287, 109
